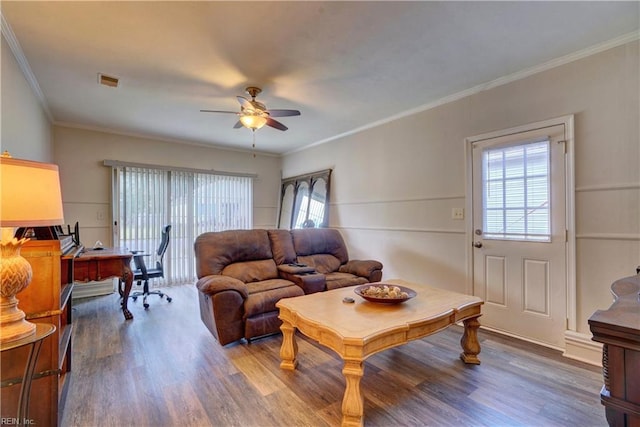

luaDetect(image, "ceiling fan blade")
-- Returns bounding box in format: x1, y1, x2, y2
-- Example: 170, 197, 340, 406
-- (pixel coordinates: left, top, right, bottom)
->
267, 109, 301, 117
266, 117, 288, 131
200, 110, 238, 114
237, 96, 252, 110
233, 120, 243, 129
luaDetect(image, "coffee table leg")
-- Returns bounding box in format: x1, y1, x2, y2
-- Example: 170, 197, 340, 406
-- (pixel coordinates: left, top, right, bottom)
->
341, 359, 364, 427
279, 320, 298, 370
460, 315, 481, 364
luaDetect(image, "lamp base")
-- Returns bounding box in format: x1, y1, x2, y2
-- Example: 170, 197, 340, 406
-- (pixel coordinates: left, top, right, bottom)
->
0, 234, 36, 343
0, 296, 36, 343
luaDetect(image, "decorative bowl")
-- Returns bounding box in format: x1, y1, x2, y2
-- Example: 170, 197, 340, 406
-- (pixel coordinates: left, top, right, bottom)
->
354, 284, 417, 304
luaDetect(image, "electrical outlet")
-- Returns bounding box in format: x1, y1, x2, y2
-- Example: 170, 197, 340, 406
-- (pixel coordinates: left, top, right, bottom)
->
452, 208, 464, 220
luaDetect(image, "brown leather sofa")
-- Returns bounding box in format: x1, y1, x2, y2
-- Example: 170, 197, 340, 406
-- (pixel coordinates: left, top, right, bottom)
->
195, 228, 383, 345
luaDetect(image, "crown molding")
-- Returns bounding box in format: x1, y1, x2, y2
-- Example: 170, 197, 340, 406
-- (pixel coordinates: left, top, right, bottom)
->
1, 12, 53, 121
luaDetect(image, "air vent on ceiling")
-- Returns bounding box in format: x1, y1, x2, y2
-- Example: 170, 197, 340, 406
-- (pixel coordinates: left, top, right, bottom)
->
98, 73, 119, 88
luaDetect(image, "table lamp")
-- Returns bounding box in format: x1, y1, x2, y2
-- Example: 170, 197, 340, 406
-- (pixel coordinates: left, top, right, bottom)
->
0, 152, 64, 343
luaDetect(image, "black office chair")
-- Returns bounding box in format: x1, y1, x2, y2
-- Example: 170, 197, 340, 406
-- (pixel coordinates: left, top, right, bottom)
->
130, 224, 173, 309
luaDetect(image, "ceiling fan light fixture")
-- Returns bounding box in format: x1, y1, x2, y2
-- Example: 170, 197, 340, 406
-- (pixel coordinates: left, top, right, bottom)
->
240, 114, 267, 130
201, 86, 299, 132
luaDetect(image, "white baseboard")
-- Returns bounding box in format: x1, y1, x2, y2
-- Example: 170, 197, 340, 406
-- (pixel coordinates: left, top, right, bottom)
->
480, 326, 603, 367
73, 279, 116, 299
564, 330, 603, 366
480, 325, 565, 351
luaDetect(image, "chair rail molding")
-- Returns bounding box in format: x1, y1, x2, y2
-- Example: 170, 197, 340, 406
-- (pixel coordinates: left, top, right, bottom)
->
576, 233, 640, 241
575, 182, 640, 192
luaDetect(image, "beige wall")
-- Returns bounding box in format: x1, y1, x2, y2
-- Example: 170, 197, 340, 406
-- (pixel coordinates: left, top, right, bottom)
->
1, 35, 52, 161
283, 41, 640, 342
52, 126, 281, 249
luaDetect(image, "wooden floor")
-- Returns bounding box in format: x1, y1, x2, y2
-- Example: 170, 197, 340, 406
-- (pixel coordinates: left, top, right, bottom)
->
62, 284, 606, 427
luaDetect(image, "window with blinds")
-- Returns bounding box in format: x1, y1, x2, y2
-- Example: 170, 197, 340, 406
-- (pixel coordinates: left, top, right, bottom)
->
482, 139, 550, 242
114, 166, 253, 286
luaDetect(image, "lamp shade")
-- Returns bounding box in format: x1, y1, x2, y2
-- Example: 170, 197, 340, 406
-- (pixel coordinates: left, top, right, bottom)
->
0, 156, 64, 227
240, 114, 267, 130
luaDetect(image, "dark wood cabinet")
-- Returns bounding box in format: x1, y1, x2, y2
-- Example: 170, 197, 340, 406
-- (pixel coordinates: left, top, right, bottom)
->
589, 274, 640, 427
0, 239, 80, 426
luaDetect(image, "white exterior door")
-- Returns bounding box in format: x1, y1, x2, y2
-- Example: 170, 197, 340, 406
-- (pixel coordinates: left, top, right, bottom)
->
470, 121, 568, 349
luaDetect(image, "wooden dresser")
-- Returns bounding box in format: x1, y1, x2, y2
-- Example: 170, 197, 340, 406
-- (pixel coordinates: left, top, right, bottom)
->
0, 237, 81, 426
589, 273, 640, 427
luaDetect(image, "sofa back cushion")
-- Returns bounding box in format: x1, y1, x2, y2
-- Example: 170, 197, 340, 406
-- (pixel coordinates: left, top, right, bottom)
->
267, 229, 297, 265
291, 228, 349, 273
297, 254, 342, 274
194, 229, 278, 281
222, 259, 278, 283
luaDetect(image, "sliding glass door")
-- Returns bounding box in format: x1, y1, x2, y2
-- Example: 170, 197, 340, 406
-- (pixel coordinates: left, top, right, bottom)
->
112, 166, 253, 286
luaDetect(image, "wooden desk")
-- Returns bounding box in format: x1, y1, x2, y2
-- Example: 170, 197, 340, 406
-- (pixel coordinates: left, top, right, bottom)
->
74, 248, 134, 320
277, 279, 483, 427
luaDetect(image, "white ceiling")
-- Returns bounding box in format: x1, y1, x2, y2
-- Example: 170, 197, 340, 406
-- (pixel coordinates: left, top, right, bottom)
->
2, 1, 639, 155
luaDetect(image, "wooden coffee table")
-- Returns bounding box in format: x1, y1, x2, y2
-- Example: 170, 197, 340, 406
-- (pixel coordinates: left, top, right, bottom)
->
277, 279, 483, 427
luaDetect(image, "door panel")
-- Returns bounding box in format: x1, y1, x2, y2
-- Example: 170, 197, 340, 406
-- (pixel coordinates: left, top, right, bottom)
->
472, 123, 567, 348
485, 256, 506, 305
523, 259, 548, 315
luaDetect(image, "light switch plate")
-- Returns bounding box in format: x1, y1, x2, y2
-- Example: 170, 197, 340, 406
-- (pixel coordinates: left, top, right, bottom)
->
452, 208, 464, 220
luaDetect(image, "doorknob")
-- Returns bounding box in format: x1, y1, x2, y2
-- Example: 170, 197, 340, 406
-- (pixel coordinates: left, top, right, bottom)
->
473, 241, 483, 248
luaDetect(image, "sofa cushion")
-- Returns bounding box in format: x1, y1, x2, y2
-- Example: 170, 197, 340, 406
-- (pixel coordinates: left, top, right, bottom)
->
268, 229, 297, 265
297, 254, 341, 274
291, 228, 349, 264
244, 279, 304, 318
246, 278, 296, 294
222, 259, 278, 283
195, 229, 273, 278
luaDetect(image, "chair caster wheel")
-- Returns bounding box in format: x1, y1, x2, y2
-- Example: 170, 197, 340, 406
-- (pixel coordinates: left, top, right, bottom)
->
143, 303, 149, 309
132, 296, 137, 302
167, 297, 172, 303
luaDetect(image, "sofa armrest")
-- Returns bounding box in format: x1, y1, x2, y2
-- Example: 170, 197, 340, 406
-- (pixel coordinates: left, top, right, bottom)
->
279, 270, 326, 294
339, 260, 383, 282
196, 275, 249, 299
196, 275, 247, 346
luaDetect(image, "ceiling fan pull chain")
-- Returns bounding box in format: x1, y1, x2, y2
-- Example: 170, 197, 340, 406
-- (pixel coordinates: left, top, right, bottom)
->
252, 130, 256, 158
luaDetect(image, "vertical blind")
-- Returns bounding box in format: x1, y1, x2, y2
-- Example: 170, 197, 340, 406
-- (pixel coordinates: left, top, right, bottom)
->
113, 166, 253, 286
482, 139, 551, 241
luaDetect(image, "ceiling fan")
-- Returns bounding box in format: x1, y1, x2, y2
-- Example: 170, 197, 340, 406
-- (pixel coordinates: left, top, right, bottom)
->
200, 86, 301, 131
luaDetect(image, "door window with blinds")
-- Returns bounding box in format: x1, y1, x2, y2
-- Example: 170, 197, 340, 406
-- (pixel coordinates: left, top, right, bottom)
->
482, 139, 550, 242
113, 165, 253, 286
